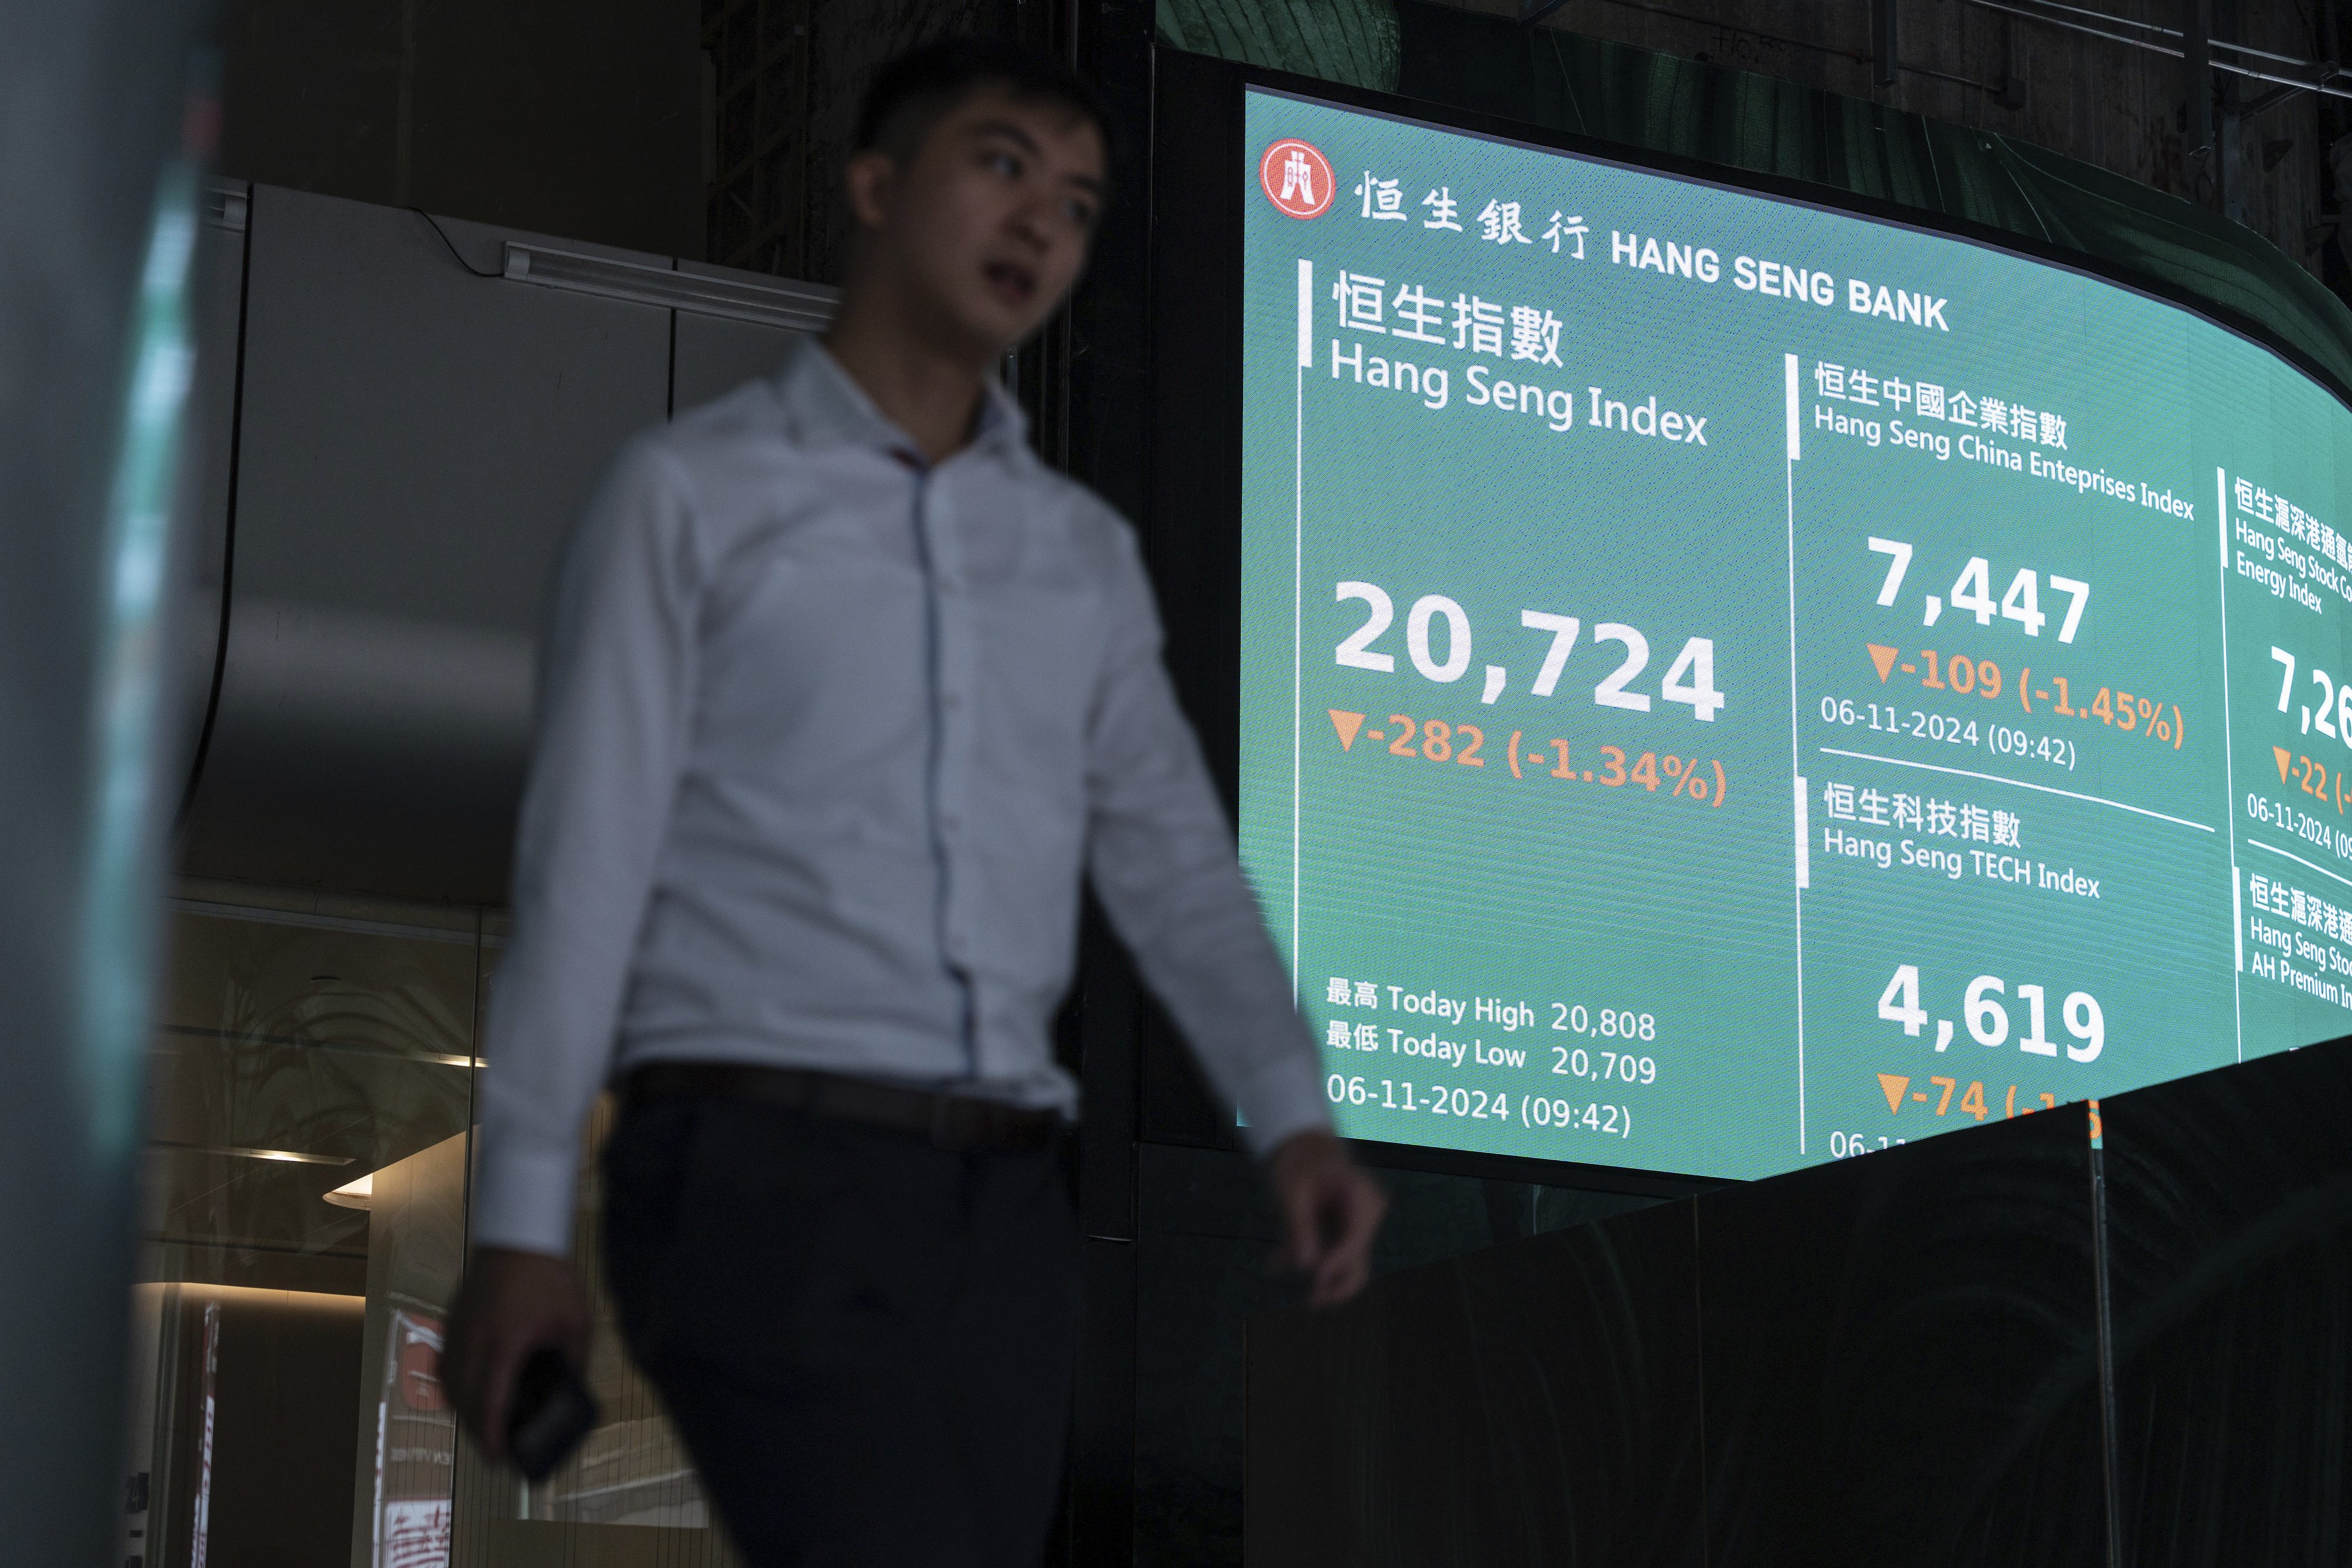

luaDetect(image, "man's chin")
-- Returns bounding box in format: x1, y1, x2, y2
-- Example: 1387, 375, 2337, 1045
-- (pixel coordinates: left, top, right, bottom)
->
953, 292, 1055, 359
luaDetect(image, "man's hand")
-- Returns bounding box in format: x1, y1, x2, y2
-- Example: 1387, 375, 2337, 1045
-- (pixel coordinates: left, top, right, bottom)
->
1266, 1129, 1387, 1307
441, 1247, 592, 1465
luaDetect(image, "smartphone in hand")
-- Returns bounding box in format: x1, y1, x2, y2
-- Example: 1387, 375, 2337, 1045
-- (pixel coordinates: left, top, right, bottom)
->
507, 1347, 600, 1482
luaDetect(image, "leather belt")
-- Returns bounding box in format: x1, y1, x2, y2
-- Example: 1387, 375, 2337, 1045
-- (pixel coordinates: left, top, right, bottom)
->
623, 1061, 1064, 1152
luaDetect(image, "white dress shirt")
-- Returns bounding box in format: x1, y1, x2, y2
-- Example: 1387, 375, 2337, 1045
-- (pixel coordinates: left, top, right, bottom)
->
472, 340, 1329, 1256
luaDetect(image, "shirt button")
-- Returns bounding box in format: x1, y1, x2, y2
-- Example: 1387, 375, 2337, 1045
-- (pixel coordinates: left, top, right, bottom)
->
939, 574, 962, 594
943, 692, 963, 712
942, 813, 961, 834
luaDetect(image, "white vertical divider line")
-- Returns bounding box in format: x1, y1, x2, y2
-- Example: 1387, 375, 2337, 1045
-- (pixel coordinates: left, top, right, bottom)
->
1297, 257, 1314, 371
1795, 777, 1810, 889
1785, 350, 1802, 460
1292, 259, 1310, 972
2219, 465, 2243, 1058
2233, 867, 2244, 973
1785, 352, 1806, 1151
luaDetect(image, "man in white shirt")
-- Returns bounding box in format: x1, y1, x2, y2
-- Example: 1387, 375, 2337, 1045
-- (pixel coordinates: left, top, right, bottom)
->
443, 38, 1385, 1565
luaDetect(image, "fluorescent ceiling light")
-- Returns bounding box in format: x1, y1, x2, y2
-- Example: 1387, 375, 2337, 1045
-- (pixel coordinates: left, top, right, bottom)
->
146, 1139, 353, 1166
502, 242, 837, 333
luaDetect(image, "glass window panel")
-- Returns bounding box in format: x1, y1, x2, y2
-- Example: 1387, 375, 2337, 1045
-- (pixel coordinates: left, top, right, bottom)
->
131, 882, 741, 1568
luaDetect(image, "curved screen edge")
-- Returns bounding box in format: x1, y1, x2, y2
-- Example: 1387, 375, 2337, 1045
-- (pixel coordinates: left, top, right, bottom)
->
1235, 82, 2352, 1182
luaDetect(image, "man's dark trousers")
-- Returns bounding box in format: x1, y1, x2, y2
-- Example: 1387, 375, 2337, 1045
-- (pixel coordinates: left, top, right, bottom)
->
603, 1094, 1078, 1567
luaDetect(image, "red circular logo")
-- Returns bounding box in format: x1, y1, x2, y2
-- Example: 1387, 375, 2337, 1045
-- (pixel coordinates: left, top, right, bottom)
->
1259, 139, 1335, 219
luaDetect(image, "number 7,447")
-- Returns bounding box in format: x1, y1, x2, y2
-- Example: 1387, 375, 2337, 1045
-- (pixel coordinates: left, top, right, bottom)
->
1867, 538, 2089, 643
1335, 580, 1725, 721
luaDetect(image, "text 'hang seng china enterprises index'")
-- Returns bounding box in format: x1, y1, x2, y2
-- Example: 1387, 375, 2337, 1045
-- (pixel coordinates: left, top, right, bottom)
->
1237, 88, 2352, 1181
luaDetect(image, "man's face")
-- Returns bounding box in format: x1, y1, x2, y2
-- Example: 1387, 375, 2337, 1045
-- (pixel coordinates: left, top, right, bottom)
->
851, 87, 1105, 362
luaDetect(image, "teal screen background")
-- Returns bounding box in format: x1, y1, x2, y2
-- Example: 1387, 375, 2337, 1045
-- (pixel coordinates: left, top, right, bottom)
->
1239, 86, 2352, 1181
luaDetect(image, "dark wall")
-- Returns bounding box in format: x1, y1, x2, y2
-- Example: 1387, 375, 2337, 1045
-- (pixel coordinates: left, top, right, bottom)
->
158, 1289, 365, 1568
218, 0, 702, 259
210, 0, 1040, 287
800, 0, 1004, 285
213, 1292, 366, 1568
1247, 1039, 2352, 1567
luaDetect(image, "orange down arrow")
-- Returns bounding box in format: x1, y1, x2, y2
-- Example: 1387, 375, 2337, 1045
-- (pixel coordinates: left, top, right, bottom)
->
1878, 1073, 1910, 1114
1330, 710, 1366, 750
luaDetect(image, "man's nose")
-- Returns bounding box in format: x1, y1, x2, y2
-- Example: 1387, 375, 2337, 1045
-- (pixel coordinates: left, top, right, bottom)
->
1004, 196, 1057, 250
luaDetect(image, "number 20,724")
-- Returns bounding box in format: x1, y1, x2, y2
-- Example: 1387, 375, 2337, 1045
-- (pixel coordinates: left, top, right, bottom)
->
1335, 580, 1725, 721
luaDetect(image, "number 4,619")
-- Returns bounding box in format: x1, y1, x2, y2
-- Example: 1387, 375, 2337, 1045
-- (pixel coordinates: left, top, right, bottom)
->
1877, 963, 2104, 1062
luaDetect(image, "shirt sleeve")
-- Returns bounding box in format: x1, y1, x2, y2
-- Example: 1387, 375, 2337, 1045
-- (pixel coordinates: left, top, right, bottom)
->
1083, 521, 1332, 1158
471, 439, 702, 1256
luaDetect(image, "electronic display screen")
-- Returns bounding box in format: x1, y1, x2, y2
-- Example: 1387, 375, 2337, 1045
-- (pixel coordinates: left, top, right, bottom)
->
1238, 85, 2352, 1179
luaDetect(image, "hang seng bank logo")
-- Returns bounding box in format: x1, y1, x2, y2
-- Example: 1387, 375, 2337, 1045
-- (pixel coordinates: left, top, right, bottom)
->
1261, 139, 1335, 219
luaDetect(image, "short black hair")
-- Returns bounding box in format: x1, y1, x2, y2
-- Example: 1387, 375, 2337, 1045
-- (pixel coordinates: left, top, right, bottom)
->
853, 38, 1110, 164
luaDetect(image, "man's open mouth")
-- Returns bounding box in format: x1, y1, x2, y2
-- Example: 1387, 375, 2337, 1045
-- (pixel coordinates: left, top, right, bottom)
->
984, 260, 1037, 306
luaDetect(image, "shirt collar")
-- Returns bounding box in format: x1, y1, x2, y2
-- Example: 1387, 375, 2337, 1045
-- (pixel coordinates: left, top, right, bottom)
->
777, 337, 1032, 469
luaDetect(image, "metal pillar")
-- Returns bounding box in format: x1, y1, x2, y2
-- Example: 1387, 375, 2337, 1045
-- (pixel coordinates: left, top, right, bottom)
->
2214, 0, 2243, 223
0, 6, 207, 1566
2184, 0, 2214, 165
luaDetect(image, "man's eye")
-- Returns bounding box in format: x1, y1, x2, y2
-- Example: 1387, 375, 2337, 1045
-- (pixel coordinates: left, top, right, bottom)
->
1064, 200, 1096, 226
987, 151, 1021, 177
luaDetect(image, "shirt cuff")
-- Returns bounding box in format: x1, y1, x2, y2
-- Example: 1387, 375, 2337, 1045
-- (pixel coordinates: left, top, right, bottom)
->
467, 1143, 581, 1258
1231, 1045, 1335, 1159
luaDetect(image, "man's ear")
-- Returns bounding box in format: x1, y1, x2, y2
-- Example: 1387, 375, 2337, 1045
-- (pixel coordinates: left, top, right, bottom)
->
844, 148, 897, 232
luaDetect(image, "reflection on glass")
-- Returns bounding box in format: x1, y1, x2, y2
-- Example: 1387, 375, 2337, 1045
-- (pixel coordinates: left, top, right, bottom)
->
362, 1134, 467, 1567
128, 881, 737, 1568
450, 1098, 739, 1565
